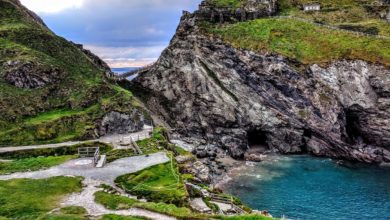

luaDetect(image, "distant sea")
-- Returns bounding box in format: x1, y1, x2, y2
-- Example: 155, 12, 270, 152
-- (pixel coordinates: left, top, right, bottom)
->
111, 67, 139, 74
223, 155, 390, 220
111, 67, 140, 81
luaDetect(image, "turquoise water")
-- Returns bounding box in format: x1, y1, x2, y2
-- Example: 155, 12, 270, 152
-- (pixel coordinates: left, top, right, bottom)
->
223, 156, 390, 220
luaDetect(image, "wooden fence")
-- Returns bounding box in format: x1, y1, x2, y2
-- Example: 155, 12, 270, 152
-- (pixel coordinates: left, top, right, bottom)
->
78, 147, 100, 165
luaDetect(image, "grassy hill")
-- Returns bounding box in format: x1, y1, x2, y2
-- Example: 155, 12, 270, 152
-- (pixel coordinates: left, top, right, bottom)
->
203, 0, 390, 66
0, 0, 145, 146
278, 0, 390, 36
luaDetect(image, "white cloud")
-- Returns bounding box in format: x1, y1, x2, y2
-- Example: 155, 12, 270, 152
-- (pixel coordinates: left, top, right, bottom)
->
105, 59, 156, 68
84, 45, 163, 68
20, 0, 84, 13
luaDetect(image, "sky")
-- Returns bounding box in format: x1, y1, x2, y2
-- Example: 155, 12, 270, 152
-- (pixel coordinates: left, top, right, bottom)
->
19, 0, 201, 68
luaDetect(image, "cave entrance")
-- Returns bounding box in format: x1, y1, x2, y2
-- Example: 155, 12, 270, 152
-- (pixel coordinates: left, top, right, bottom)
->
345, 109, 364, 144
247, 129, 269, 153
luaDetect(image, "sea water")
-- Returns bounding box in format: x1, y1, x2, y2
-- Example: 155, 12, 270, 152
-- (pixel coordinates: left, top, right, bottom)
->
223, 155, 390, 220
111, 67, 139, 74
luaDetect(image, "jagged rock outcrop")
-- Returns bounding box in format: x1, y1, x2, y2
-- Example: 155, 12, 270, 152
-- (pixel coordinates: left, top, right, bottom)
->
98, 111, 145, 136
196, 0, 277, 23
6, 0, 47, 28
72, 43, 114, 77
3, 60, 61, 88
134, 6, 390, 164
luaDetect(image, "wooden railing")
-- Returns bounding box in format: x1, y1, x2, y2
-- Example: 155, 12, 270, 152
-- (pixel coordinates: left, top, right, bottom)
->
131, 137, 143, 155
78, 147, 100, 165
209, 193, 246, 214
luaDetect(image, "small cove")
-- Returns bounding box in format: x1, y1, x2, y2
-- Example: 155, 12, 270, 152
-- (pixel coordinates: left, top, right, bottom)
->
222, 155, 390, 220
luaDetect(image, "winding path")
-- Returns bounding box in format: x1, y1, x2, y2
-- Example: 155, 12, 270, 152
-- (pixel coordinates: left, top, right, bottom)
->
0, 152, 173, 219
0, 126, 176, 219
0, 125, 153, 154
0, 152, 169, 184
61, 178, 175, 220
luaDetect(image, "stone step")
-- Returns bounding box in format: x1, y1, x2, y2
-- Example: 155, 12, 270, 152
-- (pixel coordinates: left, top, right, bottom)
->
96, 155, 107, 168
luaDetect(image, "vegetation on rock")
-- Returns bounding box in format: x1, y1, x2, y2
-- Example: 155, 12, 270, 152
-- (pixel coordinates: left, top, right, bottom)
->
0, 0, 146, 146
94, 191, 195, 219
211, 0, 244, 8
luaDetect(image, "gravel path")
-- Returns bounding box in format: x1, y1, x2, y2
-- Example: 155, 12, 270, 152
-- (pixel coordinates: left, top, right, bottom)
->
61, 178, 175, 220
0, 152, 169, 184
0, 126, 153, 153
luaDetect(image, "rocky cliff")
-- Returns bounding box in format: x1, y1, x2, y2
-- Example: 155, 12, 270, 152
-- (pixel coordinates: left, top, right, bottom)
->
134, 1, 390, 165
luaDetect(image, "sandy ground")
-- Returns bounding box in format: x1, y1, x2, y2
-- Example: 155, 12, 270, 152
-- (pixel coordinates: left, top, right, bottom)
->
61, 178, 175, 220
0, 152, 169, 184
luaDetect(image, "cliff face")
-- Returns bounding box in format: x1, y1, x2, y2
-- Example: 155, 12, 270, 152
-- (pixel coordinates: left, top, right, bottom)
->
134, 5, 390, 164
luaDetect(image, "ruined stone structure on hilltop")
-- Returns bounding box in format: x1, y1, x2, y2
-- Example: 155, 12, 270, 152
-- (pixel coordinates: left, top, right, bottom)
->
195, 0, 277, 23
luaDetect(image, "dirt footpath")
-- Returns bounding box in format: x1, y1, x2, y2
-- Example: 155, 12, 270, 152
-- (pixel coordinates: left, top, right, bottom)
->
0, 152, 169, 184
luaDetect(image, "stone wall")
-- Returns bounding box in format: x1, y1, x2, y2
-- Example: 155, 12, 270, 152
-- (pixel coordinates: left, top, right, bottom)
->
194, 0, 277, 23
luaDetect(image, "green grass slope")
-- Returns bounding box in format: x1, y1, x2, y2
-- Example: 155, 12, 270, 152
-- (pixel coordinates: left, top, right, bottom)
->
0, 0, 145, 146
203, 0, 390, 67
115, 161, 188, 206
278, 0, 390, 36
205, 17, 390, 67
0, 176, 83, 219
0, 155, 75, 174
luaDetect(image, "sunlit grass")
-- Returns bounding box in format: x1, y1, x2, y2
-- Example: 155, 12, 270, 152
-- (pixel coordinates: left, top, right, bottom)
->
206, 18, 390, 66
0, 176, 83, 219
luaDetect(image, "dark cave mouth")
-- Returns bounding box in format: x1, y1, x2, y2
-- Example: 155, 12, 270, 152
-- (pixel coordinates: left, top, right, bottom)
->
345, 109, 365, 144
247, 129, 269, 153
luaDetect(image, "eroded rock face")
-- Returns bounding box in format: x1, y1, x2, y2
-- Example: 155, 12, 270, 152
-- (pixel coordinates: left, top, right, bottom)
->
183, 160, 211, 183
98, 111, 145, 136
134, 10, 390, 164
2, 61, 61, 89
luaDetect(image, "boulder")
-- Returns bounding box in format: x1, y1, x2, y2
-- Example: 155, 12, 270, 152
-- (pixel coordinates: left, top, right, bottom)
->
98, 111, 144, 136
3, 61, 61, 89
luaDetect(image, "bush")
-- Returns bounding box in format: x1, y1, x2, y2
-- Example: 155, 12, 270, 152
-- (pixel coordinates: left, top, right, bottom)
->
106, 149, 136, 163
115, 162, 188, 206
94, 191, 138, 210
338, 24, 379, 35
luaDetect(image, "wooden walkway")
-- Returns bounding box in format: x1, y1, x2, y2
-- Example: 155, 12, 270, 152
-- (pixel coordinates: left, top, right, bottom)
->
131, 137, 143, 155
209, 193, 246, 214
108, 63, 155, 81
